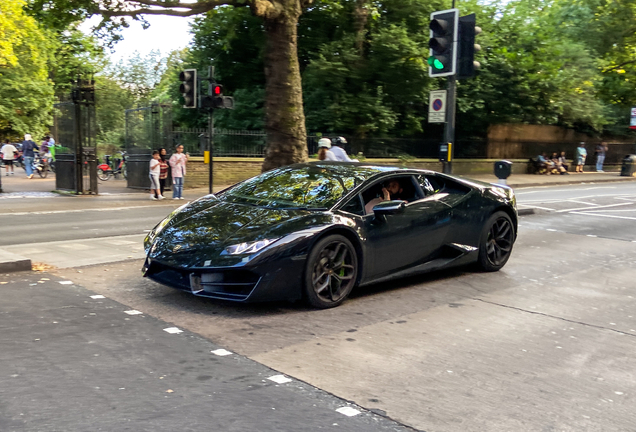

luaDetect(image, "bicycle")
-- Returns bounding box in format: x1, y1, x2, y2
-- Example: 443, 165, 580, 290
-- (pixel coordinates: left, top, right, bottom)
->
32, 154, 48, 178
97, 151, 127, 181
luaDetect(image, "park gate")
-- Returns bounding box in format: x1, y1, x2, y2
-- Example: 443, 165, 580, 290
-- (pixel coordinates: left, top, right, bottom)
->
125, 103, 172, 189
52, 79, 97, 194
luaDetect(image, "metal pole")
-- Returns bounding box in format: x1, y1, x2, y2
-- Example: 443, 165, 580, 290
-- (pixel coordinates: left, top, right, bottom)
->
75, 90, 83, 194
208, 113, 214, 194
442, 0, 457, 175
443, 76, 456, 174
208, 66, 215, 195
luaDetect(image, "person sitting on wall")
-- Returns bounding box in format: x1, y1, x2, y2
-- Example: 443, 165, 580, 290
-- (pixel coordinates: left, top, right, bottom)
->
558, 151, 569, 172
537, 152, 557, 174
551, 152, 568, 175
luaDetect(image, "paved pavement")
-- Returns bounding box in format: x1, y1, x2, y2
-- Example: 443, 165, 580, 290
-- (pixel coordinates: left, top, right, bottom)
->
0, 271, 409, 432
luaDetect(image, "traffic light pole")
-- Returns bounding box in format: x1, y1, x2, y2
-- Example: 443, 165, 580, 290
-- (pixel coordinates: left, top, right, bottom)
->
443, 75, 456, 174
208, 66, 215, 195
208, 112, 214, 194
442, 0, 457, 175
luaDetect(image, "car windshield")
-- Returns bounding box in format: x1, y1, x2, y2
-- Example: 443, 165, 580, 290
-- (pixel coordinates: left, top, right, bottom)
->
221, 164, 381, 209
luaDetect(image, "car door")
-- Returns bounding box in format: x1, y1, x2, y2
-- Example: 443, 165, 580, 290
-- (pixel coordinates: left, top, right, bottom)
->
362, 175, 452, 279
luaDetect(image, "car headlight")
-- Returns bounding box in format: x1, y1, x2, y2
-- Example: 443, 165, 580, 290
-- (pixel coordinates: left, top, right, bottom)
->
223, 238, 280, 255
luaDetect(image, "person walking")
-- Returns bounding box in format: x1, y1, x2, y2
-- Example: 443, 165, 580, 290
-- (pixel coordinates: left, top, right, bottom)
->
169, 145, 188, 200
1, 139, 18, 176
595, 142, 608, 172
149, 150, 164, 200
575, 142, 587, 173
21, 134, 39, 178
158, 148, 169, 197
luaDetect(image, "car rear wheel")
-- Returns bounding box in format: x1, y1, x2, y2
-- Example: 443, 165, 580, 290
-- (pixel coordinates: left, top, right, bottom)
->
304, 235, 358, 309
477, 211, 515, 271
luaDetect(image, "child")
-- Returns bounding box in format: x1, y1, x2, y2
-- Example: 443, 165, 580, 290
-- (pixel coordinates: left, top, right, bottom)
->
149, 150, 164, 200
168, 144, 188, 200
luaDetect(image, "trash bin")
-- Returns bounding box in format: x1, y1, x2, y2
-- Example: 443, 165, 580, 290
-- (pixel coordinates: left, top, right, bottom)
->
494, 160, 513, 184
620, 154, 636, 177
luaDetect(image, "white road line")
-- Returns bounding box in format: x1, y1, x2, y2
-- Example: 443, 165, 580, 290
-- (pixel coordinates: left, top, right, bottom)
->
570, 212, 636, 221
520, 194, 633, 204
556, 202, 632, 213
580, 208, 636, 213
3, 204, 180, 217
516, 186, 617, 194
567, 200, 598, 206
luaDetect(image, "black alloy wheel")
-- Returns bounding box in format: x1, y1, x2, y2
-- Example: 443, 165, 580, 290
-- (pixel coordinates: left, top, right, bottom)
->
477, 211, 515, 271
304, 234, 358, 308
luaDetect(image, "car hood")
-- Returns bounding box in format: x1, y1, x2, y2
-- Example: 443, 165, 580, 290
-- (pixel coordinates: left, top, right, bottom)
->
146, 197, 329, 267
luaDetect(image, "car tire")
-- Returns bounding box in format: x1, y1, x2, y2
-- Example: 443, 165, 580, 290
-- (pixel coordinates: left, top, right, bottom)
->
477, 211, 515, 272
304, 234, 358, 309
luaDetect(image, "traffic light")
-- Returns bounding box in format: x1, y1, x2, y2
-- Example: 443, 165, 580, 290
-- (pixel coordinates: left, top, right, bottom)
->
179, 69, 197, 108
457, 13, 482, 79
428, 9, 459, 77
202, 82, 235, 109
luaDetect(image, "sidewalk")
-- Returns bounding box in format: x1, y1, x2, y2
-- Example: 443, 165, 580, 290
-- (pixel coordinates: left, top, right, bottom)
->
2, 167, 634, 197
0, 271, 406, 432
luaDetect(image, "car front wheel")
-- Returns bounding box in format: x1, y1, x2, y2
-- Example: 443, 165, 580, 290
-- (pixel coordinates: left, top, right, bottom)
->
304, 234, 358, 309
477, 211, 515, 271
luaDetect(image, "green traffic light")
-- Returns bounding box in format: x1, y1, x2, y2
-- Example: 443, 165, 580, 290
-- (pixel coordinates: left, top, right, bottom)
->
427, 56, 445, 70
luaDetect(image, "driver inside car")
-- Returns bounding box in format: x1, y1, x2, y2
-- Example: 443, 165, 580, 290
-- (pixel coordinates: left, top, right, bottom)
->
365, 179, 408, 214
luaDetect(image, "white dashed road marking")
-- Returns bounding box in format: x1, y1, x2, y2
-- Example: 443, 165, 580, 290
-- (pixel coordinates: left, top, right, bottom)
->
336, 407, 361, 417
211, 349, 233, 356
124, 310, 143, 315
267, 375, 292, 384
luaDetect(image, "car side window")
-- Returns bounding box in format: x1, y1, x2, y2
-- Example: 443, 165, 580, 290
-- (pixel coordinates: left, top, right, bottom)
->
361, 175, 424, 214
340, 194, 365, 216
416, 174, 441, 196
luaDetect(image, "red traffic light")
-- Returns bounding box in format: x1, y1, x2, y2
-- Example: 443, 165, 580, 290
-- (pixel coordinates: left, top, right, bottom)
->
212, 85, 223, 96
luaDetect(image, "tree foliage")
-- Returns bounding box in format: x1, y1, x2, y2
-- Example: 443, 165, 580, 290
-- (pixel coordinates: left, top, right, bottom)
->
0, 0, 56, 139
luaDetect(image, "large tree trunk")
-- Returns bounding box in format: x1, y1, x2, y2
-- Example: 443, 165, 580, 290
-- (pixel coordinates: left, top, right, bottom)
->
261, 1, 308, 172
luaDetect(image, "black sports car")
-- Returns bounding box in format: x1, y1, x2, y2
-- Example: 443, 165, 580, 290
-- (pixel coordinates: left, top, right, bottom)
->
143, 163, 517, 308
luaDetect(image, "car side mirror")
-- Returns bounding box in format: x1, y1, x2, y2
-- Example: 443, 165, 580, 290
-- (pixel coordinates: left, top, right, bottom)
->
372, 200, 405, 216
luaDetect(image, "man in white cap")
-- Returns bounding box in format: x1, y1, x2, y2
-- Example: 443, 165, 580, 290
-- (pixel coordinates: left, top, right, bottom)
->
329, 136, 357, 162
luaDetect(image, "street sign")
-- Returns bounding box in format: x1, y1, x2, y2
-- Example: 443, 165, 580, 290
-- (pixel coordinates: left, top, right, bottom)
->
428, 90, 447, 123
630, 107, 636, 130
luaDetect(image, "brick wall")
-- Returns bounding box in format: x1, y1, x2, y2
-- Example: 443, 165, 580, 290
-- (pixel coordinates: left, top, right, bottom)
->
183, 157, 532, 188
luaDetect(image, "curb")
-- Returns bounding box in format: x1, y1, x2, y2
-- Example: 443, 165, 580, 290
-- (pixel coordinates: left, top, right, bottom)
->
517, 209, 535, 216
506, 175, 636, 189
0, 250, 32, 273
